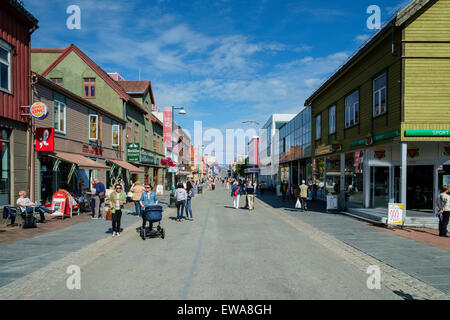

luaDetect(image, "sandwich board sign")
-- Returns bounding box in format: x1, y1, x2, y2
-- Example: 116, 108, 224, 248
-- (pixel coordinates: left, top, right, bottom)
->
388, 203, 404, 226
326, 194, 338, 211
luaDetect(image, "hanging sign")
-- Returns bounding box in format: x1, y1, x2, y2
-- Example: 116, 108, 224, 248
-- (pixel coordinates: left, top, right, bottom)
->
388, 203, 404, 225
443, 145, 450, 156
127, 143, 141, 162
163, 107, 172, 149
30, 102, 49, 120
407, 145, 419, 158
35, 128, 54, 152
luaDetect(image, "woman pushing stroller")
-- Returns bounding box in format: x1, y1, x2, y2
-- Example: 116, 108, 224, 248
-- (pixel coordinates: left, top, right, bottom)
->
139, 184, 159, 231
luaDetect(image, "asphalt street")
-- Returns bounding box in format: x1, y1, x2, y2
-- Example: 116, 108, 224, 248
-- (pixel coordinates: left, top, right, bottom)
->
0, 184, 406, 300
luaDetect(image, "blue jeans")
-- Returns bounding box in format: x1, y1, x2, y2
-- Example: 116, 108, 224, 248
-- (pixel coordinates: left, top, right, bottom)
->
176, 201, 185, 220
186, 198, 193, 218
25, 206, 50, 222
134, 201, 141, 216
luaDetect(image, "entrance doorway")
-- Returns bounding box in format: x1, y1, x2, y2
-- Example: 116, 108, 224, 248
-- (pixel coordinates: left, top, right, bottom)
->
407, 165, 433, 212
371, 166, 389, 208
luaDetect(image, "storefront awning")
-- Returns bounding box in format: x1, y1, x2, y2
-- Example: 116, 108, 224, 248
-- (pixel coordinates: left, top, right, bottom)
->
108, 159, 145, 174
51, 152, 110, 170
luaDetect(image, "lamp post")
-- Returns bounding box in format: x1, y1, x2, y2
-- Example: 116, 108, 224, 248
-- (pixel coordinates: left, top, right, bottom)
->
171, 106, 186, 194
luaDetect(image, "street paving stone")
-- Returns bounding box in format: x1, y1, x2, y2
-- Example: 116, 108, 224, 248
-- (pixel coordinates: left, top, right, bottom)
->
257, 193, 450, 294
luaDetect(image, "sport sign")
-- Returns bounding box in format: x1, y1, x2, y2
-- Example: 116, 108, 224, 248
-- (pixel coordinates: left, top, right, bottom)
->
30, 102, 49, 120
388, 203, 404, 226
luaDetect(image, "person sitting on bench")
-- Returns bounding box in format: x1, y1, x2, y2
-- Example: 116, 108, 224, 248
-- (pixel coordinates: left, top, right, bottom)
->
16, 191, 52, 223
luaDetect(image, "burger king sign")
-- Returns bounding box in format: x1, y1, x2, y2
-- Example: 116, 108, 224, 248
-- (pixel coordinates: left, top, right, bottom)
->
30, 102, 49, 120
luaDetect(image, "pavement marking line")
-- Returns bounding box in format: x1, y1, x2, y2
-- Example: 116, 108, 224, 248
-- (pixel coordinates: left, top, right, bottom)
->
254, 197, 450, 300
180, 206, 210, 300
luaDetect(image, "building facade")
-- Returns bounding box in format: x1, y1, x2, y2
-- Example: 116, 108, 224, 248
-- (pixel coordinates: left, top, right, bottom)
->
0, 0, 38, 206
305, 0, 450, 213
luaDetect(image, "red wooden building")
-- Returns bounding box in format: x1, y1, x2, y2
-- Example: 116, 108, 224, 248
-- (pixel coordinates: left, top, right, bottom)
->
0, 0, 38, 206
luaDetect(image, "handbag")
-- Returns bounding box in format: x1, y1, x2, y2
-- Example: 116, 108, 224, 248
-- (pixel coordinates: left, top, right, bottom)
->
295, 198, 302, 209
106, 209, 112, 221
127, 192, 133, 198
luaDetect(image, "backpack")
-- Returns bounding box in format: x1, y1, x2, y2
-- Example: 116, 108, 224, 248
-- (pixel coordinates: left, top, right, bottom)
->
233, 187, 240, 197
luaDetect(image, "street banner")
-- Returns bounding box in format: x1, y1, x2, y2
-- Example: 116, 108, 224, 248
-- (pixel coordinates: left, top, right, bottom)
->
35, 128, 54, 152
194, 146, 199, 166
326, 194, 338, 210
163, 107, 172, 150
127, 143, 141, 162
388, 203, 404, 225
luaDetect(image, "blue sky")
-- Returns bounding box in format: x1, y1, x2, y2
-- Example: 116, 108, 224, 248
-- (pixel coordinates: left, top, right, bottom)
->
25, 0, 410, 162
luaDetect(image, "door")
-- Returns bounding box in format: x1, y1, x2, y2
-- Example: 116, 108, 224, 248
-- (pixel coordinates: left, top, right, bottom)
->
371, 166, 390, 208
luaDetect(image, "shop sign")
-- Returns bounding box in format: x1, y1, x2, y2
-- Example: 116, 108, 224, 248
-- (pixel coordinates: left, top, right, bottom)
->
127, 143, 141, 162
330, 142, 342, 152
374, 150, 386, 160
388, 203, 404, 226
141, 155, 155, 165
35, 128, 54, 152
350, 130, 400, 147
315, 146, 333, 156
30, 102, 49, 120
443, 145, 450, 156
407, 145, 419, 158
163, 107, 172, 149
354, 151, 361, 167
405, 130, 450, 137
168, 167, 179, 173
82, 145, 103, 156
326, 195, 338, 210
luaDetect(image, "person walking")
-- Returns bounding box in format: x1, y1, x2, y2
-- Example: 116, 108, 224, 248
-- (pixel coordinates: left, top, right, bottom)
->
247, 180, 255, 211
185, 181, 195, 221
175, 182, 187, 221
300, 180, 309, 212
109, 184, 126, 237
231, 181, 241, 209
437, 185, 450, 237
130, 180, 145, 217
139, 184, 159, 233
281, 181, 287, 201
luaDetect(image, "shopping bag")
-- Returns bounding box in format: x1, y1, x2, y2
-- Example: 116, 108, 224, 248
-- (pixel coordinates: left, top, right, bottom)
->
295, 198, 302, 209
106, 209, 112, 221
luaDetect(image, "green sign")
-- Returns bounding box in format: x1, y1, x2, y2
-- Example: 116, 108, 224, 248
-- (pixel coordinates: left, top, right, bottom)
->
405, 130, 450, 137
350, 130, 400, 147
127, 143, 141, 162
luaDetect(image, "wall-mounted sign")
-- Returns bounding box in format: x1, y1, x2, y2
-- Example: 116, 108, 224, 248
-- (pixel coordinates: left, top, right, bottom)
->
443, 145, 450, 156
127, 143, 141, 162
405, 130, 450, 137
350, 131, 400, 148
407, 145, 420, 158
374, 150, 386, 160
30, 102, 49, 120
315, 146, 333, 156
82, 145, 103, 156
35, 128, 54, 152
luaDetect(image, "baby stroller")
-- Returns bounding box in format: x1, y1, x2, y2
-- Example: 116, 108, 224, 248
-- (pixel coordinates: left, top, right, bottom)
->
139, 205, 165, 240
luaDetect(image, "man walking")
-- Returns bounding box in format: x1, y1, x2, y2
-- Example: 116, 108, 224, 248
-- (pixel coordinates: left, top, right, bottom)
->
92, 178, 106, 219
300, 180, 309, 212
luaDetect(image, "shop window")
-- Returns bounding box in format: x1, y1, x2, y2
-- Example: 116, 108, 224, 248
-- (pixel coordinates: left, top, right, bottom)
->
112, 124, 120, 147
373, 73, 387, 117
315, 115, 321, 140
329, 105, 336, 135
345, 91, 359, 128
0, 39, 11, 93
53, 100, 67, 134
135, 123, 139, 143
83, 78, 96, 98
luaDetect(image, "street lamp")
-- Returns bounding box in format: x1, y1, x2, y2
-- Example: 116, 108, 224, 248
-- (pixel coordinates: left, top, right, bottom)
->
171, 106, 186, 194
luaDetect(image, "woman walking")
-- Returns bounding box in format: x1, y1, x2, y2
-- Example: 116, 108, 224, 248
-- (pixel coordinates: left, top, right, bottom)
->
231, 181, 241, 209
437, 185, 450, 237
109, 184, 126, 237
185, 181, 195, 221
130, 180, 145, 217
175, 182, 187, 221
139, 184, 159, 233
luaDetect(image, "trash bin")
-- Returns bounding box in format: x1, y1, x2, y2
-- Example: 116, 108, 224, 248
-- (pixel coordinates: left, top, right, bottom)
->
169, 194, 176, 208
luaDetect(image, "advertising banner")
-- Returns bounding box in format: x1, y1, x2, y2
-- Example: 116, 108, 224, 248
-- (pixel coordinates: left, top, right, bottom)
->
35, 128, 54, 152
163, 107, 172, 150
388, 203, 404, 226
194, 146, 199, 166
326, 194, 338, 210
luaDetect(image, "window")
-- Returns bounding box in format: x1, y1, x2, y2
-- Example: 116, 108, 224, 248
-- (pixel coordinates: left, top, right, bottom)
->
53, 100, 67, 134
83, 78, 96, 98
134, 123, 139, 143
89, 115, 98, 140
315, 115, 321, 140
145, 130, 149, 149
51, 78, 63, 86
0, 39, 12, 92
345, 91, 359, 128
112, 124, 120, 147
329, 105, 336, 135
127, 123, 132, 143
373, 74, 387, 117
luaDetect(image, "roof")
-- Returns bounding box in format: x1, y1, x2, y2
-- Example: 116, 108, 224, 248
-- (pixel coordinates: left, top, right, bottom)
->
35, 44, 148, 115
3, 0, 39, 27
32, 72, 126, 125
118, 80, 156, 106
305, 0, 435, 106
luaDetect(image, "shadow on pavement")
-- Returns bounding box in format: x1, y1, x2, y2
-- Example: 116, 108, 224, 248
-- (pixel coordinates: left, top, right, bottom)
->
256, 193, 330, 214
